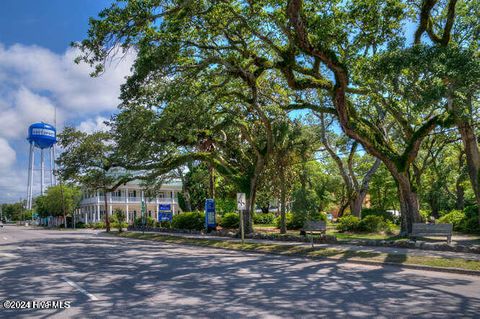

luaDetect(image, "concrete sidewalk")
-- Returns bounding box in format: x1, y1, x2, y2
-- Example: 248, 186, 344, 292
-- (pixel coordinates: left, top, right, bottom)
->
131, 230, 480, 261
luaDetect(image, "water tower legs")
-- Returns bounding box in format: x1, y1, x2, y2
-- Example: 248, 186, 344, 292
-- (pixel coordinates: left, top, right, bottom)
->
27, 143, 35, 210
40, 149, 45, 196
51, 145, 56, 186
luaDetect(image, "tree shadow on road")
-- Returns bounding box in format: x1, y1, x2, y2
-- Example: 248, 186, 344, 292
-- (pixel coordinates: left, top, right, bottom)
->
1, 230, 478, 318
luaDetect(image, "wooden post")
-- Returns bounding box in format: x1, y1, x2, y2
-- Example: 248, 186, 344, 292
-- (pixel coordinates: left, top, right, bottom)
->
240, 210, 244, 244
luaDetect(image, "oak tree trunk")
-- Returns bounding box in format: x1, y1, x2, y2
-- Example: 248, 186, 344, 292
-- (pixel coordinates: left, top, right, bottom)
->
457, 120, 480, 225
279, 169, 287, 234
396, 175, 422, 234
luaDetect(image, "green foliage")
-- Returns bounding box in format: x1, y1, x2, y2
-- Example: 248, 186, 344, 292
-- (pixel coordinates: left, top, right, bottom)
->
290, 188, 322, 229
91, 222, 105, 229
419, 210, 431, 222
253, 213, 275, 225
75, 222, 85, 229
338, 215, 395, 234
0, 202, 25, 221
438, 210, 466, 230
361, 208, 399, 224
171, 212, 205, 230
337, 215, 361, 232
459, 216, 480, 234
219, 212, 239, 229
215, 198, 236, 215
112, 209, 127, 232
157, 221, 172, 228
358, 215, 386, 233
436, 207, 479, 233
35, 185, 81, 218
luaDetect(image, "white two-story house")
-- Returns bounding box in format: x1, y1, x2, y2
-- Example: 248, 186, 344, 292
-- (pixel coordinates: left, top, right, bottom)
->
77, 179, 182, 224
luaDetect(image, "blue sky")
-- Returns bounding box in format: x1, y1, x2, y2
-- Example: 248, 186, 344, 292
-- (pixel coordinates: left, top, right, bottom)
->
0, 0, 132, 203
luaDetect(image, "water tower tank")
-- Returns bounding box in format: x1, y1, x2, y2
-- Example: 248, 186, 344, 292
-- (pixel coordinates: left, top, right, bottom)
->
27, 122, 56, 149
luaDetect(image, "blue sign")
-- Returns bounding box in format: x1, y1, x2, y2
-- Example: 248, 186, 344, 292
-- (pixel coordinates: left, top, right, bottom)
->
205, 199, 216, 228
159, 204, 171, 212
158, 212, 173, 222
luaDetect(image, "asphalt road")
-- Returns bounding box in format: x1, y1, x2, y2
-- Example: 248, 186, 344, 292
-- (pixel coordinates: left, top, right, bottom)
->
0, 226, 479, 318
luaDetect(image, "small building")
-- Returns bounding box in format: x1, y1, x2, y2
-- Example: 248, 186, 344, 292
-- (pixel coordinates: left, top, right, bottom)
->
76, 179, 182, 224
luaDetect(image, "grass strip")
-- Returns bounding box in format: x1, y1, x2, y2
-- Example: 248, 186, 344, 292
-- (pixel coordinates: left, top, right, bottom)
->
115, 231, 480, 272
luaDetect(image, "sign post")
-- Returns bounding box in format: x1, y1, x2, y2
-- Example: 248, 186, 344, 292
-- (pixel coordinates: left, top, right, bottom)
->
236, 193, 246, 244
205, 199, 216, 232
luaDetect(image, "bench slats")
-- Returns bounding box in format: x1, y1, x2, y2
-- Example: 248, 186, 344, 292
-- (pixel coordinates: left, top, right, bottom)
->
411, 223, 452, 234
410, 223, 452, 244
304, 221, 326, 231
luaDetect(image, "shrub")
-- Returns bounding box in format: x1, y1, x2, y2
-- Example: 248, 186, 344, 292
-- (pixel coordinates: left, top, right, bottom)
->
361, 208, 398, 223
75, 222, 85, 229
275, 211, 327, 230
459, 216, 480, 233
358, 215, 385, 233
171, 212, 205, 230
156, 221, 172, 228
336, 215, 360, 232
419, 210, 431, 222
253, 213, 275, 225
220, 212, 239, 229
113, 209, 126, 232
438, 210, 466, 230
275, 212, 301, 230
93, 222, 105, 229
146, 216, 156, 227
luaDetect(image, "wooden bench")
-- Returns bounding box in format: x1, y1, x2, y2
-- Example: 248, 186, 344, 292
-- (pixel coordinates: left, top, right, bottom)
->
410, 223, 453, 244
302, 220, 327, 248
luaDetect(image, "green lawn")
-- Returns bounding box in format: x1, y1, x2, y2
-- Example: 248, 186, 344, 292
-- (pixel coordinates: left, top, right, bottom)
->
254, 224, 402, 241
115, 231, 480, 272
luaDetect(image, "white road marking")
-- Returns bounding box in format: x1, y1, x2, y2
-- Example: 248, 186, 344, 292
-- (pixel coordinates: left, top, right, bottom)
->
62, 276, 98, 301
3, 237, 7, 240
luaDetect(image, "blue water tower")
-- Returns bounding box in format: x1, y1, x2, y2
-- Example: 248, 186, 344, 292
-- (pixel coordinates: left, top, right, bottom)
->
26, 122, 57, 209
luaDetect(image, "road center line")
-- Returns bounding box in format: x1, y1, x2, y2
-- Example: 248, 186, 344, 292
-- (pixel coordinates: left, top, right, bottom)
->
62, 276, 98, 301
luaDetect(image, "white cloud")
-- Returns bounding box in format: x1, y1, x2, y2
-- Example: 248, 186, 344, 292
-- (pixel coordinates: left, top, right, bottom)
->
0, 43, 134, 114
0, 138, 16, 169
0, 43, 134, 202
0, 87, 58, 139
77, 116, 109, 133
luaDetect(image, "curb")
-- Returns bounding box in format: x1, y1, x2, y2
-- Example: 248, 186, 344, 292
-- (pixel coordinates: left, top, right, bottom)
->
114, 232, 480, 277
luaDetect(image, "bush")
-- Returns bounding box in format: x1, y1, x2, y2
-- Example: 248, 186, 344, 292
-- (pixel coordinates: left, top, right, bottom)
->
156, 221, 172, 228
275, 211, 327, 230
419, 210, 431, 222
361, 208, 398, 224
459, 216, 480, 233
220, 212, 239, 229
113, 209, 126, 232
275, 212, 300, 230
358, 215, 385, 233
75, 222, 85, 229
93, 222, 105, 229
438, 210, 466, 230
336, 215, 360, 232
171, 212, 205, 230
383, 220, 397, 235
253, 213, 275, 225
